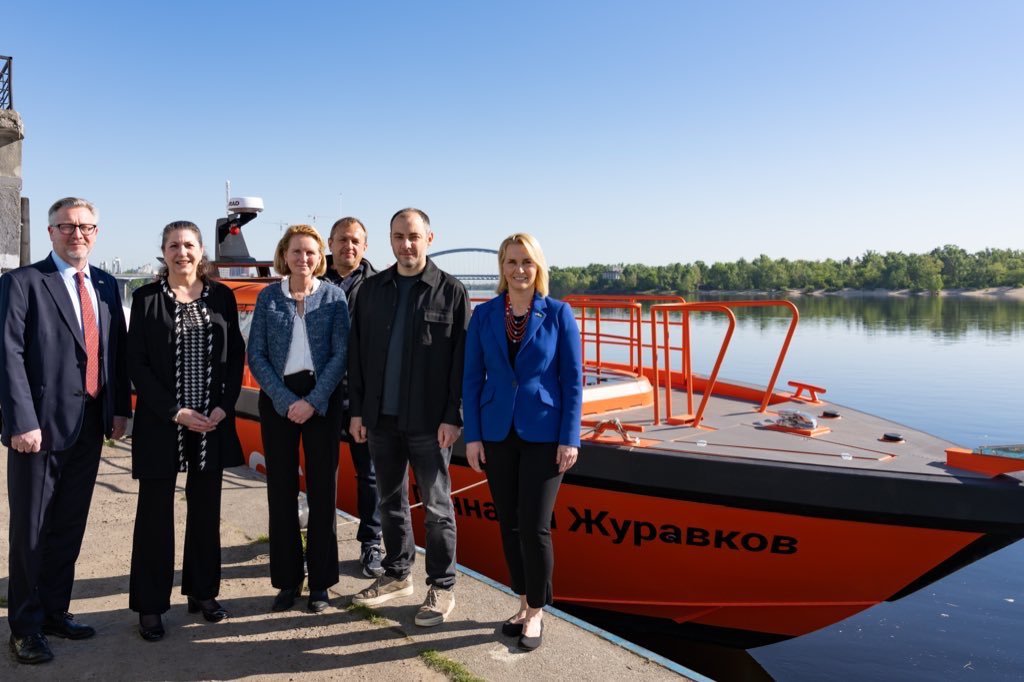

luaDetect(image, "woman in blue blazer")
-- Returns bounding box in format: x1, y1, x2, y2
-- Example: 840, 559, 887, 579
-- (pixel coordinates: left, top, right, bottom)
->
247, 224, 349, 614
463, 233, 582, 651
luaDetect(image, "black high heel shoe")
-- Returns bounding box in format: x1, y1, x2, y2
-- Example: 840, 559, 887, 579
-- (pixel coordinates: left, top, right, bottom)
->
187, 597, 228, 623
138, 613, 165, 642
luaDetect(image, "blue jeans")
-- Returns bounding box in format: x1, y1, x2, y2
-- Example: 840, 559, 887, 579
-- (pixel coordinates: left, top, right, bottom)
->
368, 416, 456, 589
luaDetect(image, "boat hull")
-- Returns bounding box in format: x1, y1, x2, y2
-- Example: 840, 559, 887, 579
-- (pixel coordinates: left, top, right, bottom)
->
233, 411, 1021, 646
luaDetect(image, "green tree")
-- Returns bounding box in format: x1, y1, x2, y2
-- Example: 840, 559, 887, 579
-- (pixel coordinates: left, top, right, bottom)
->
931, 245, 972, 289
907, 253, 943, 292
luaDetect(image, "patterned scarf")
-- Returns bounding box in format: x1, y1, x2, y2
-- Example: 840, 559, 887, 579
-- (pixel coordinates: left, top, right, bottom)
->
162, 278, 213, 472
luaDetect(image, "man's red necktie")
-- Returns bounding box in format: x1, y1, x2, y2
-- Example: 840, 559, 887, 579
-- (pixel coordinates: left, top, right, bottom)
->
75, 271, 100, 397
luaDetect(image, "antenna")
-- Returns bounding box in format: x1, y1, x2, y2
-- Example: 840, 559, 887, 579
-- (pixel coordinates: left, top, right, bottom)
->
225, 181, 231, 217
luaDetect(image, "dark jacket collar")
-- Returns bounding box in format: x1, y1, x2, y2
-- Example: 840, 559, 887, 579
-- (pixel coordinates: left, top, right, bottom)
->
378, 257, 442, 286
324, 257, 378, 285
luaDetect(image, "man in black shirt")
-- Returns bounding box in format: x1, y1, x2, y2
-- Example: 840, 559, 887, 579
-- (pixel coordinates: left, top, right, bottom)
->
324, 217, 382, 578
348, 208, 469, 627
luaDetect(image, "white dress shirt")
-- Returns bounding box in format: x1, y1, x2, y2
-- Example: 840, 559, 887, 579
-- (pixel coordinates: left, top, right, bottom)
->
50, 250, 99, 334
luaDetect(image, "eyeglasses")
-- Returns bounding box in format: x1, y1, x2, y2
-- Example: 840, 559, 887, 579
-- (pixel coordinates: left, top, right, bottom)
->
54, 223, 98, 235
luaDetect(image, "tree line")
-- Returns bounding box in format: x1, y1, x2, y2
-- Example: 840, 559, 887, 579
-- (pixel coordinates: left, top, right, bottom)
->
548, 246, 1024, 297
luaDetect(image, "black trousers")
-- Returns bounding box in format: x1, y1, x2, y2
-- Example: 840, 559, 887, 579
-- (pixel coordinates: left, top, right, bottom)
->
7, 398, 103, 636
128, 462, 224, 614
342, 421, 382, 549
484, 430, 564, 608
259, 371, 341, 591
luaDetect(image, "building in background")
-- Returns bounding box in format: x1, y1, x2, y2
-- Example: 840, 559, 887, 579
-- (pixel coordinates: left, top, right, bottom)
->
0, 54, 26, 274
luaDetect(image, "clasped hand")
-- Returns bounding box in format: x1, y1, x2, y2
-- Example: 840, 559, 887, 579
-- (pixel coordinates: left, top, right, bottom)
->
286, 399, 315, 424
177, 407, 227, 433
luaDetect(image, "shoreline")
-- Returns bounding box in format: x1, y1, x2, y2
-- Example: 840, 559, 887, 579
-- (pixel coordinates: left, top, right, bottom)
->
573, 286, 1024, 301
780, 286, 1024, 300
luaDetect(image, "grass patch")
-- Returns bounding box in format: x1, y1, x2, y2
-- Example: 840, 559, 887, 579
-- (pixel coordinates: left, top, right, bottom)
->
250, 533, 270, 544
0, 596, 7, 608
347, 602, 389, 627
418, 649, 483, 682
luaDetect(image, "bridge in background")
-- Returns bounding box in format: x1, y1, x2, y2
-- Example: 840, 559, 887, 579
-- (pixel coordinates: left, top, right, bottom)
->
431, 247, 499, 288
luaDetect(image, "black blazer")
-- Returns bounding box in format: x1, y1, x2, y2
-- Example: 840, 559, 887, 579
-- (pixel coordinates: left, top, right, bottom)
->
128, 279, 245, 478
0, 255, 131, 451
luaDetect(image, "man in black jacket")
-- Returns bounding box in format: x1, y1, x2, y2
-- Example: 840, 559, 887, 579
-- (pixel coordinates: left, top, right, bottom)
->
348, 208, 469, 627
324, 216, 383, 578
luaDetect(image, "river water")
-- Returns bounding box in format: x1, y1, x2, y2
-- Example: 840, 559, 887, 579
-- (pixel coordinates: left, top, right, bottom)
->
657, 295, 1024, 681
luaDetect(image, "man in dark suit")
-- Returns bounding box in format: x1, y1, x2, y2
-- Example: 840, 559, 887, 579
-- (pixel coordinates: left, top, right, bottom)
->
0, 197, 131, 664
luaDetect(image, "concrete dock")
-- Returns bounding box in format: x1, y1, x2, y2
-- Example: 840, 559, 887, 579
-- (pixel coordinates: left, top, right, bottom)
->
1, 440, 695, 680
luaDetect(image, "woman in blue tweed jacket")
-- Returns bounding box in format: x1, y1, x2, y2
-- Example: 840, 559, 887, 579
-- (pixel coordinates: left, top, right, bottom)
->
247, 224, 349, 613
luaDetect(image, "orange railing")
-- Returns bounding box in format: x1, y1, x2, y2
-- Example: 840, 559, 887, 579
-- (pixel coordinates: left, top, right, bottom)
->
650, 302, 736, 427
652, 300, 800, 425
566, 296, 802, 429
716, 300, 800, 412
565, 295, 684, 377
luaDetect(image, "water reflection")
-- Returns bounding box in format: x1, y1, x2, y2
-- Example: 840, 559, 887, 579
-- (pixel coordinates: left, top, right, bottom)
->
693, 294, 1024, 338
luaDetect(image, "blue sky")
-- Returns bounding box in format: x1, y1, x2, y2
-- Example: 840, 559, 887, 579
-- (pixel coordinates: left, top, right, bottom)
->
4, 1, 1022, 270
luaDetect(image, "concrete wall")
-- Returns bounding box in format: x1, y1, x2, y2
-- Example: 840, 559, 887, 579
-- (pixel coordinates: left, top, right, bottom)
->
0, 109, 25, 272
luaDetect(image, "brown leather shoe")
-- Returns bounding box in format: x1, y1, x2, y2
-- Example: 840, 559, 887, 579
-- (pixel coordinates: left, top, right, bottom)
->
9, 633, 54, 664
42, 612, 95, 640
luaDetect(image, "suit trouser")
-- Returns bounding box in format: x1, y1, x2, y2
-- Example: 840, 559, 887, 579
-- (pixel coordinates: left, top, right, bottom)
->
368, 415, 457, 589
7, 398, 103, 636
259, 372, 341, 592
484, 430, 564, 608
128, 465, 224, 614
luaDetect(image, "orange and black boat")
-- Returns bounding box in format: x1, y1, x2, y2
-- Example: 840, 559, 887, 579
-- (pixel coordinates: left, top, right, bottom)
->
192, 201, 1024, 648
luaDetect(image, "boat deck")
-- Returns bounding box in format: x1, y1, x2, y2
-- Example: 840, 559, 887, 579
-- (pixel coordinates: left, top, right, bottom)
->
582, 379, 992, 481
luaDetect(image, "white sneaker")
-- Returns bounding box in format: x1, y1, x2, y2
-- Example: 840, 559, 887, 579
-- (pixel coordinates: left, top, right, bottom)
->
351, 576, 414, 607
414, 586, 454, 627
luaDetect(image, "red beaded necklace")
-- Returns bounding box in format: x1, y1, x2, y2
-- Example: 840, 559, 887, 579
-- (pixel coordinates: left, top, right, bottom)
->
505, 294, 530, 342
